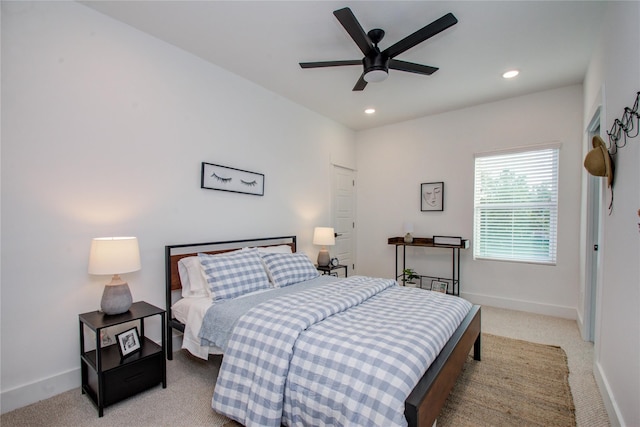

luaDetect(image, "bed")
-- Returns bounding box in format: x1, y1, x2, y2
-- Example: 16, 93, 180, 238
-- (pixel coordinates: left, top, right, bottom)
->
165, 236, 481, 427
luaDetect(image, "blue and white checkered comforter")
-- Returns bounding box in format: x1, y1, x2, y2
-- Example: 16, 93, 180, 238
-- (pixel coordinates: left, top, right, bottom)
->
212, 276, 472, 427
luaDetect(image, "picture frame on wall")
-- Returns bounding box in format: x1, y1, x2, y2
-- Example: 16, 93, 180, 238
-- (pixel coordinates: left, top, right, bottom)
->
115, 327, 141, 359
201, 162, 264, 196
421, 182, 444, 211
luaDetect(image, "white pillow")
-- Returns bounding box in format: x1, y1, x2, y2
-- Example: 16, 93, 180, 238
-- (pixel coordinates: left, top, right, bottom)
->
170, 297, 193, 324
256, 245, 293, 254
178, 256, 210, 298
199, 248, 271, 301
260, 252, 320, 288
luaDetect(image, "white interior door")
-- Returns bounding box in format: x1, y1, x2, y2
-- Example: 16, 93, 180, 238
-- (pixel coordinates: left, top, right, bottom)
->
332, 165, 356, 276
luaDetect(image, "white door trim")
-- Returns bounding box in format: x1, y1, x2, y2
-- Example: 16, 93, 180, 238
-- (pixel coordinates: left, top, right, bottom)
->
583, 104, 604, 343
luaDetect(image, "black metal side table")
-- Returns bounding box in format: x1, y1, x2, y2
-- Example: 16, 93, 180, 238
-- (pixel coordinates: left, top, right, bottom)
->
79, 301, 166, 416
316, 264, 348, 277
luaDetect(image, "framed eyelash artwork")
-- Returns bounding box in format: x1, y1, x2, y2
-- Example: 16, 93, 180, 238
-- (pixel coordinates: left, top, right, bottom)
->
201, 162, 265, 196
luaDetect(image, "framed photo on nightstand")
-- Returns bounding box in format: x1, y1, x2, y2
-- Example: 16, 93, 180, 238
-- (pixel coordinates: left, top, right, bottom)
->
116, 327, 141, 359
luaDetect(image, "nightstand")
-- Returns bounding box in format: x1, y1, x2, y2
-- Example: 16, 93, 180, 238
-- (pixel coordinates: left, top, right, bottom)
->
316, 264, 348, 277
79, 301, 166, 416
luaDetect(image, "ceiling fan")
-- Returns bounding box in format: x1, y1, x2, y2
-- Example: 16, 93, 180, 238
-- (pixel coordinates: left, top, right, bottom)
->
299, 7, 458, 91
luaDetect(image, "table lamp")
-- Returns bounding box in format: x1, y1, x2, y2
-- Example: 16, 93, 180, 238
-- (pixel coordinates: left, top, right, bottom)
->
313, 227, 335, 267
88, 237, 141, 315
403, 222, 414, 243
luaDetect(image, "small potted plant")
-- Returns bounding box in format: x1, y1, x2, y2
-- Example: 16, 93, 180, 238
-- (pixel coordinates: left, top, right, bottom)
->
402, 268, 420, 286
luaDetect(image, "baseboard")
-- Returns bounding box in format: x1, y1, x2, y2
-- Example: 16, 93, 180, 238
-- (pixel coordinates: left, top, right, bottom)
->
593, 360, 623, 426
460, 291, 577, 319
0, 368, 79, 414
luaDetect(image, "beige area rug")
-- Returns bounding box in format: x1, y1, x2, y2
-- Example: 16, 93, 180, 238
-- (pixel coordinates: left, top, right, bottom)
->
438, 333, 576, 427
1, 334, 574, 427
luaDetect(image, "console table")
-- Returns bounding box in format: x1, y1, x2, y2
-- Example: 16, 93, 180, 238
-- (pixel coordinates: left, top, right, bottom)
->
388, 237, 469, 296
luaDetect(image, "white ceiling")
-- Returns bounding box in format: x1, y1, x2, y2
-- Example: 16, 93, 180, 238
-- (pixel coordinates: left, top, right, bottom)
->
81, 1, 606, 131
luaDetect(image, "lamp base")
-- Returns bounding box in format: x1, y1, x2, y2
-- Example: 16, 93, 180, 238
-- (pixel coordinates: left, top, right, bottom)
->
101, 281, 133, 315
317, 249, 330, 267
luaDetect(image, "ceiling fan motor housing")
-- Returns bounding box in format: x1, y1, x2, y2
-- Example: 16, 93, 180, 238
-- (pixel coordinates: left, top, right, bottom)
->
363, 52, 389, 82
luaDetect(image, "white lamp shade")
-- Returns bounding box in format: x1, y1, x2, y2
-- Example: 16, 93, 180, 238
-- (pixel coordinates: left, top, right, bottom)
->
403, 222, 414, 234
88, 237, 141, 275
313, 227, 335, 246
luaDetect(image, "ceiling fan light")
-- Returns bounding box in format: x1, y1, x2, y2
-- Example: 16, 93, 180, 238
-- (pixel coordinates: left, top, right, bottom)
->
364, 69, 388, 83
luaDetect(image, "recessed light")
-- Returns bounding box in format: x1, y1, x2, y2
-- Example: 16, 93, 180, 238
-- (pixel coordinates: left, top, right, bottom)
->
502, 70, 519, 79
364, 108, 376, 114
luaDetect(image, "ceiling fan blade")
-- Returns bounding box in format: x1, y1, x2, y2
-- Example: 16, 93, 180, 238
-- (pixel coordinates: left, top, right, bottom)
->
299, 60, 362, 69
383, 13, 457, 59
390, 59, 439, 75
333, 7, 374, 56
352, 73, 368, 91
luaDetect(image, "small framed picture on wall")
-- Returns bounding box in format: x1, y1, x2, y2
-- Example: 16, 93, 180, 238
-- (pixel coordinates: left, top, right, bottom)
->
421, 182, 444, 211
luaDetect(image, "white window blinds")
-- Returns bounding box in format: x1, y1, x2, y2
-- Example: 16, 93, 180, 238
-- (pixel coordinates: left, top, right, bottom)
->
473, 146, 559, 264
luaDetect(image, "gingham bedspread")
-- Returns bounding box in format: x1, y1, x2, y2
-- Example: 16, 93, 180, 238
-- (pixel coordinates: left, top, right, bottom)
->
212, 276, 472, 427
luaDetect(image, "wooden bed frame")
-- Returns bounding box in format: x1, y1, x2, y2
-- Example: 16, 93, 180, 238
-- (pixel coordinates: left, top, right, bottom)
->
164, 235, 481, 427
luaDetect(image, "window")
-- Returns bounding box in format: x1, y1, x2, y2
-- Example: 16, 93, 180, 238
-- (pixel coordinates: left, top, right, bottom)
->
473, 145, 559, 264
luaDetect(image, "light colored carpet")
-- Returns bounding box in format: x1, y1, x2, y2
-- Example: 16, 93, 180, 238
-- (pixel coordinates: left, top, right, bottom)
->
1, 306, 610, 426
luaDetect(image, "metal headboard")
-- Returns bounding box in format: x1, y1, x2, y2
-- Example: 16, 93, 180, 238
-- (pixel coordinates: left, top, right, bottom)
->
164, 235, 296, 358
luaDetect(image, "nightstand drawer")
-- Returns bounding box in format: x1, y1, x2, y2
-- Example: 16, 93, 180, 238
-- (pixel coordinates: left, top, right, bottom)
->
102, 353, 163, 406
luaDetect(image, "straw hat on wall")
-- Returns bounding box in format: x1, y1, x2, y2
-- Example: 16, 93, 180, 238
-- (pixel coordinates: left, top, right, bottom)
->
584, 135, 614, 187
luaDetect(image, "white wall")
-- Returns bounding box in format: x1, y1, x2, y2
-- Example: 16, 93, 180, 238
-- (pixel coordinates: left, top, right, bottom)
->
356, 85, 584, 319
0, 1, 355, 412
583, 2, 640, 425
